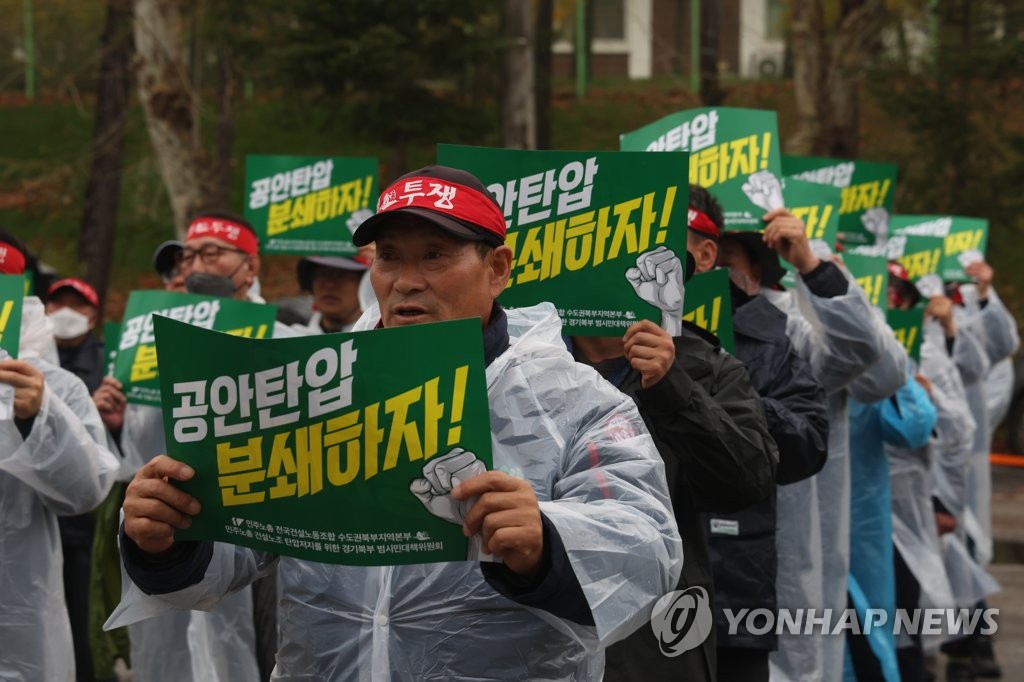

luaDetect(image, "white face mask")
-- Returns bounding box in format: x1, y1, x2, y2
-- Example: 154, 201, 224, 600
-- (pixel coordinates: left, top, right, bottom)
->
47, 307, 93, 340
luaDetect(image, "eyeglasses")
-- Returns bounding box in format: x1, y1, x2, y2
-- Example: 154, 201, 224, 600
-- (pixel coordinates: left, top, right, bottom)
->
179, 244, 247, 266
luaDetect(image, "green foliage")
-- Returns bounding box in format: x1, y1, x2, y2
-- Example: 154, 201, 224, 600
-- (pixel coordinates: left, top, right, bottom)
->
867, 0, 1024, 318
256, 1, 505, 154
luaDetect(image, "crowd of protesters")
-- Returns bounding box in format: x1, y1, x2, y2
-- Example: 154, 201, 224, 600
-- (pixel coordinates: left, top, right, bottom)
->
0, 160, 1017, 682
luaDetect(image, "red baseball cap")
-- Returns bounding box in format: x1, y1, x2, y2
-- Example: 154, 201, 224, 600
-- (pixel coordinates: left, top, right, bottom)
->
48, 278, 99, 308
353, 166, 506, 247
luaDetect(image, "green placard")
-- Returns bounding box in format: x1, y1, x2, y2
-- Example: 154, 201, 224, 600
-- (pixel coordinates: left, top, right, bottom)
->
244, 155, 378, 256
779, 177, 842, 288
620, 107, 782, 230
845, 234, 944, 283
436, 144, 688, 336
682, 268, 734, 352
103, 321, 121, 377
841, 252, 889, 313
155, 316, 493, 566
0, 275, 23, 357
890, 215, 988, 283
887, 307, 925, 363
782, 156, 898, 245
114, 291, 278, 406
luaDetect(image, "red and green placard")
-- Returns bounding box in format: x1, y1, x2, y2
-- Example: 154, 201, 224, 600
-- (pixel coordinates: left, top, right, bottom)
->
155, 315, 493, 566
621, 107, 782, 230
244, 155, 378, 256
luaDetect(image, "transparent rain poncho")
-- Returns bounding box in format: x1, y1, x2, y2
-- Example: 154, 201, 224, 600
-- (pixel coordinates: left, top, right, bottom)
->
763, 272, 905, 682
108, 302, 682, 680
0, 298, 119, 680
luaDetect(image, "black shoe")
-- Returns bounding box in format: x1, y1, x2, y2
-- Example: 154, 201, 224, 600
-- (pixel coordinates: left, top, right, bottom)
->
972, 634, 1002, 678
947, 658, 976, 682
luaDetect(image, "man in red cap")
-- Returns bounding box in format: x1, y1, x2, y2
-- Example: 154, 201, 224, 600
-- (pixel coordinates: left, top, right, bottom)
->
110, 166, 682, 680
178, 211, 262, 300
105, 211, 269, 682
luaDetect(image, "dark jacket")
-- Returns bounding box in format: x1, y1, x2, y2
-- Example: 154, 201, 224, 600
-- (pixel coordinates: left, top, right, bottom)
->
57, 333, 107, 547
593, 321, 777, 682
705, 290, 829, 650
57, 333, 106, 395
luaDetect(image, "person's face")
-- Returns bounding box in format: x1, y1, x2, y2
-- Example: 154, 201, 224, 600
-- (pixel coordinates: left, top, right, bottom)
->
371, 219, 512, 328
181, 237, 259, 299
45, 289, 98, 344
887, 281, 913, 310
162, 266, 186, 293
312, 266, 363, 324
46, 289, 97, 322
716, 237, 762, 295
686, 230, 719, 274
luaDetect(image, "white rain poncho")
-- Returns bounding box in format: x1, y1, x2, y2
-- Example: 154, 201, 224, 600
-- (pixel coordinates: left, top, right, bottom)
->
115, 316, 302, 681
956, 285, 1018, 566
924, 318, 986, 520
888, 333, 970, 620
0, 298, 120, 681
764, 273, 906, 682
107, 302, 683, 680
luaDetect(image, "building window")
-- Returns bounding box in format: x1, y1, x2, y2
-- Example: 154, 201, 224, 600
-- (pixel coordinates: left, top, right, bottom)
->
766, 0, 786, 40
593, 0, 625, 40
555, 0, 625, 43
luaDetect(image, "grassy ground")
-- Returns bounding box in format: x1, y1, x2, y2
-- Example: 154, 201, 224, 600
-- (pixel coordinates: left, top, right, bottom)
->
1, 77, 1022, 324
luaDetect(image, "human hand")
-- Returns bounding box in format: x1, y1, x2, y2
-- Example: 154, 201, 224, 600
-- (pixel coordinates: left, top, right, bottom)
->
93, 376, 127, 434
624, 320, 676, 388
454, 471, 543, 577
122, 455, 201, 555
0, 359, 45, 420
762, 209, 820, 274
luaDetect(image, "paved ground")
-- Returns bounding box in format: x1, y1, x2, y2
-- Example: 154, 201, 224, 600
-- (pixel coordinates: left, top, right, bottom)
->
978, 462, 1024, 681
927, 462, 1024, 681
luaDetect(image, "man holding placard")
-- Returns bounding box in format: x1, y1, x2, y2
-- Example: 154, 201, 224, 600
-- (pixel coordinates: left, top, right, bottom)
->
592, 205, 780, 682
109, 166, 682, 680
0, 230, 120, 681
672, 186, 828, 682
108, 211, 286, 682
720, 206, 906, 682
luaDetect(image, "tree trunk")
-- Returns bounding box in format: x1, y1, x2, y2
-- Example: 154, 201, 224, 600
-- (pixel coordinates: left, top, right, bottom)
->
699, 0, 722, 105
214, 47, 235, 209
134, 0, 214, 238
788, 0, 826, 154
79, 0, 133, 308
788, 0, 886, 156
825, 0, 886, 157
502, 0, 536, 149
534, 0, 554, 150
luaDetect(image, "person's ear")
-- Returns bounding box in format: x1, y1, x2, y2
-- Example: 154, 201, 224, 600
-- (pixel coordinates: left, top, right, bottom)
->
489, 245, 513, 296
246, 253, 261, 283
